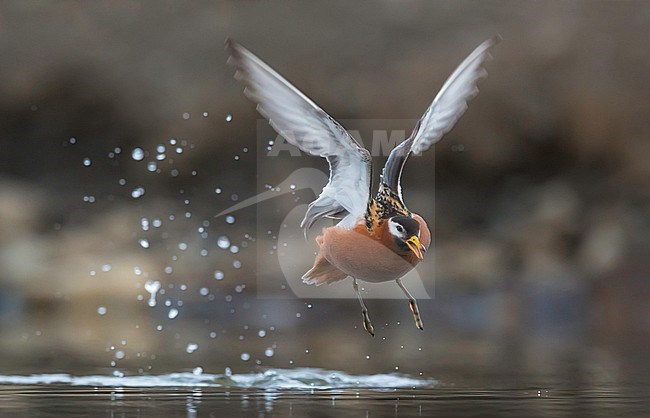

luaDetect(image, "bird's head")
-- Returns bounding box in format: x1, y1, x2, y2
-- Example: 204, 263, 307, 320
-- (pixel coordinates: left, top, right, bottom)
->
388, 216, 426, 260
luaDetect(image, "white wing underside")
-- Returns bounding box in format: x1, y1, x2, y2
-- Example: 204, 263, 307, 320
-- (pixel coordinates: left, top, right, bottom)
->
410, 36, 501, 154
226, 39, 371, 232
227, 36, 500, 232
380, 36, 500, 199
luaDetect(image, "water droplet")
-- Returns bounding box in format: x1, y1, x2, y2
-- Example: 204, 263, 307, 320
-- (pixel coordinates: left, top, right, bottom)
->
144, 280, 159, 293
139, 239, 150, 249
182, 112, 190, 120
178, 242, 188, 251
193, 367, 203, 376
233, 260, 242, 269
226, 114, 233, 122
97, 306, 107, 315
101, 264, 111, 272
225, 215, 235, 224
264, 348, 274, 357
69, 137, 77, 144
168, 308, 179, 319
131, 148, 144, 161
131, 187, 145, 199
83, 158, 91, 167
115, 350, 125, 360
214, 270, 224, 280
258, 330, 266, 338
217, 236, 230, 249
186, 343, 199, 354
144, 280, 161, 307
230, 246, 239, 254
147, 162, 157, 172
199, 287, 209, 296
240, 352, 250, 361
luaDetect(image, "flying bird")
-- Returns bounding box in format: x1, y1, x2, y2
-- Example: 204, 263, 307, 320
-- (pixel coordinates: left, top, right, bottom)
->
226, 36, 499, 336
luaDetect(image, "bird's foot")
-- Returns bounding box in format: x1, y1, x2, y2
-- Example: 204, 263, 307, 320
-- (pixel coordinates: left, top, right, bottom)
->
408, 299, 424, 331
362, 310, 375, 336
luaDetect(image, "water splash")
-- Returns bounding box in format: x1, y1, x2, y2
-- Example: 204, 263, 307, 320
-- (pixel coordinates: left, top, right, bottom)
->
0, 369, 434, 389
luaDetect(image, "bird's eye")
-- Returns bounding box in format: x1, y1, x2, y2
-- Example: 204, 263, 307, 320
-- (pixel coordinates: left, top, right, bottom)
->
396, 225, 404, 233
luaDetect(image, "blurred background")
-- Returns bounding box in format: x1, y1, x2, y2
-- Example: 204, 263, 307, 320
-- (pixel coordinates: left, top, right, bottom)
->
0, 0, 649, 387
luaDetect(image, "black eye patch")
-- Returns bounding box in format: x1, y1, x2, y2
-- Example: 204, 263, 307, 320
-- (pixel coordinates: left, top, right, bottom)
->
392, 216, 419, 236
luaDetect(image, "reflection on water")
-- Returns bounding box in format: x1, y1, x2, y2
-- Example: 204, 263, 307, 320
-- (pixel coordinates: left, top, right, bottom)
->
1, 385, 648, 417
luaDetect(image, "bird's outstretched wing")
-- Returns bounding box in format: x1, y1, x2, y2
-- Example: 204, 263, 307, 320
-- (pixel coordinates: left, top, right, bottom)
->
226, 39, 372, 233
382, 36, 500, 200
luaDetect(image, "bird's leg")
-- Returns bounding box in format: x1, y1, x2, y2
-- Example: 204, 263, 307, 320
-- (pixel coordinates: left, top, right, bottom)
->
396, 278, 424, 330
352, 278, 374, 336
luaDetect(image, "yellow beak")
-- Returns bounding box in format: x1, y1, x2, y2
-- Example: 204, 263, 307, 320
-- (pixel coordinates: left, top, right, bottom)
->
405, 236, 425, 260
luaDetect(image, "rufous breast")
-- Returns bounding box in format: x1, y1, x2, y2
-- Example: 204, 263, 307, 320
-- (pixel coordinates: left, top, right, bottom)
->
319, 214, 430, 283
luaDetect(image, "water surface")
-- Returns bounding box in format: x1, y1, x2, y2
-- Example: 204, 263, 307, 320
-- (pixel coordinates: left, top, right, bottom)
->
0, 368, 647, 416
